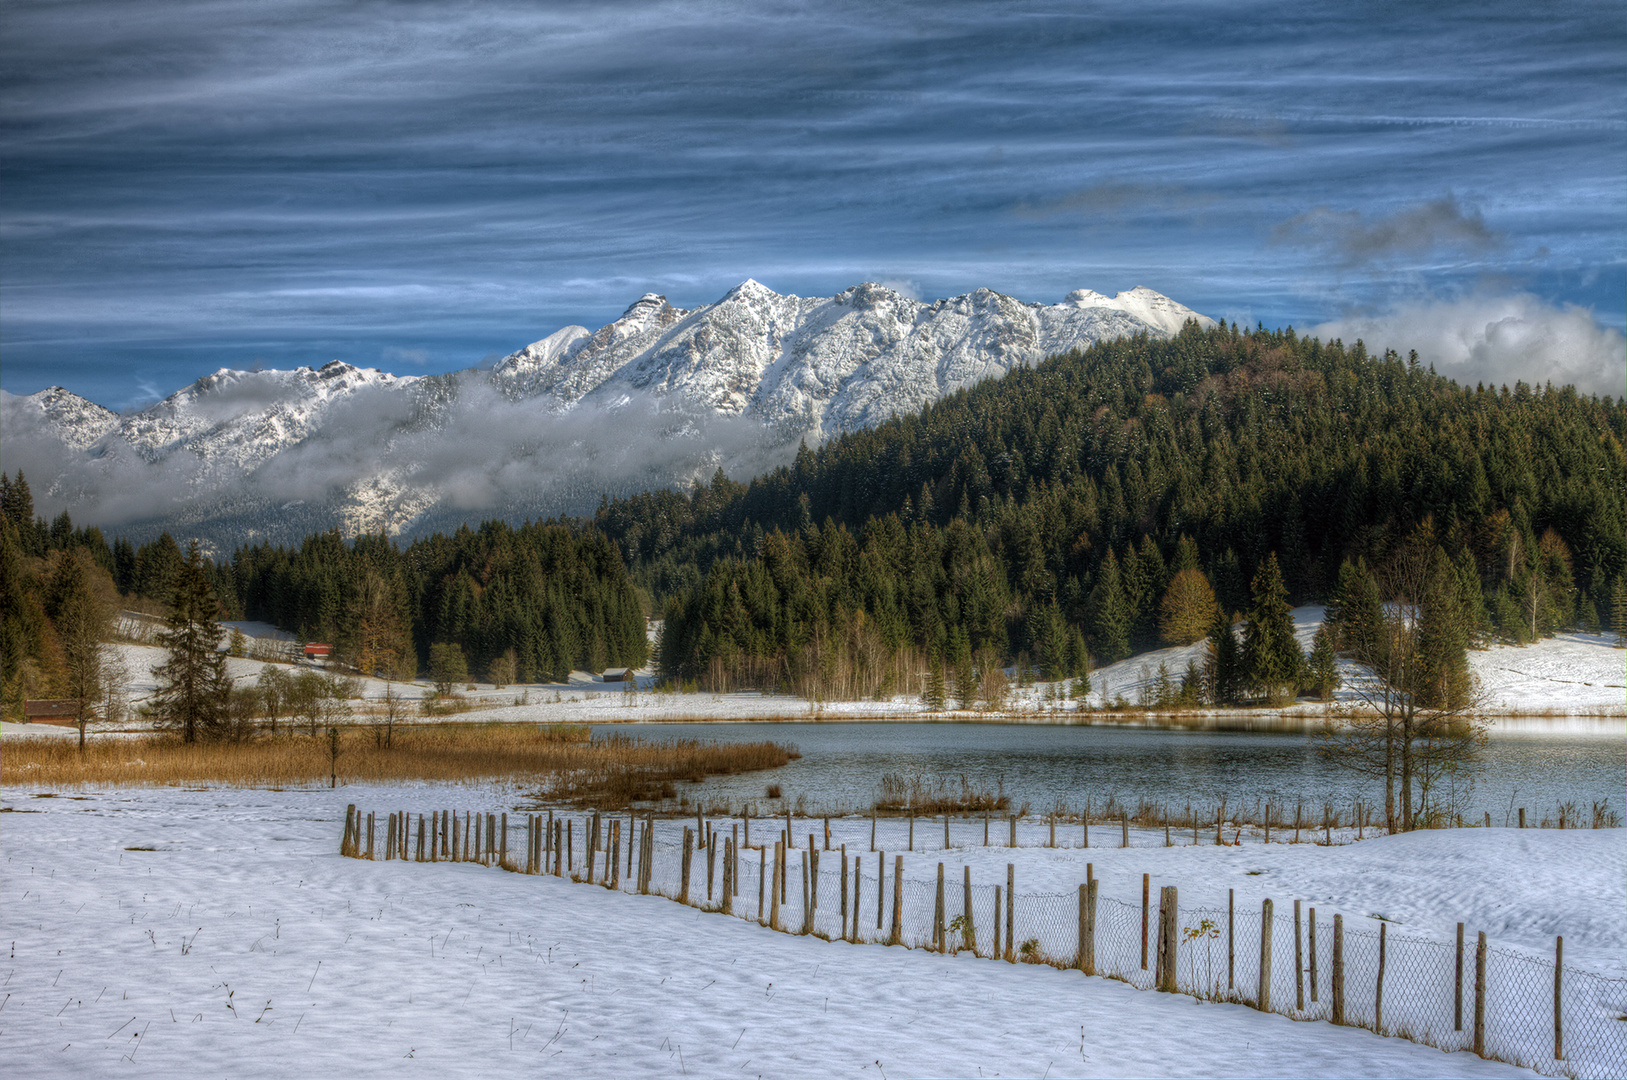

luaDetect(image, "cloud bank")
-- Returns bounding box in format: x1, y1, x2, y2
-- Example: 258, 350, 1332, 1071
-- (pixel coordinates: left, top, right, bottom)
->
1312, 294, 1625, 397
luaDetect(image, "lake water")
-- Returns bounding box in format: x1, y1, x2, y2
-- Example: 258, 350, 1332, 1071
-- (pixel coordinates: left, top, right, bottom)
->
590, 721, 1625, 826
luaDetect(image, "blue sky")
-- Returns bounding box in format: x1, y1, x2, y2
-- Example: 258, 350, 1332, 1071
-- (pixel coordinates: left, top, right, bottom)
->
3, 0, 1623, 408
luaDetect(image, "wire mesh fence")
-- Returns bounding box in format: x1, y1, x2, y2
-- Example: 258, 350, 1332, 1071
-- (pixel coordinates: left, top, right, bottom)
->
342, 805, 1627, 1079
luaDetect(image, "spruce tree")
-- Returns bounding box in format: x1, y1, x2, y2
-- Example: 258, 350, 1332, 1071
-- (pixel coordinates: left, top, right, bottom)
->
1088, 548, 1131, 664
1306, 624, 1340, 702
1241, 553, 1303, 703
152, 542, 230, 743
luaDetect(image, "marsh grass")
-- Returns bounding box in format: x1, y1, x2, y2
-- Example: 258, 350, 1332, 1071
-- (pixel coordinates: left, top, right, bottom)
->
2, 725, 792, 806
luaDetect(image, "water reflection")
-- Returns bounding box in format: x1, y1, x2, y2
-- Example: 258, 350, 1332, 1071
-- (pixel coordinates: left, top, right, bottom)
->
589, 722, 1625, 824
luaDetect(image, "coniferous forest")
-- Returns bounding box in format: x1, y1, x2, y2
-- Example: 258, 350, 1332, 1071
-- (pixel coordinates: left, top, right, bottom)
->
3, 322, 1624, 712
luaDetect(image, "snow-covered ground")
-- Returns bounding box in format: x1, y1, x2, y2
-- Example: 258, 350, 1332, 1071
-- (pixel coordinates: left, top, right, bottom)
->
10, 781, 1615, 1078
15, 608, 1615, 741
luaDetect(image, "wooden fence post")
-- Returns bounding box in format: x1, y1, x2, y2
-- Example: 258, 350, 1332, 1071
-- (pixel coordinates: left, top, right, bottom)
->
889, 855, 904, 945
984, 812, 990, 846
1010, 814, 1016, 848
1005, 863, 1015, 962
1049, 815, 1056, 848
1083, 800, 1090, 849
801, 851, 812, 934
909, 811, 915, 852
1157, 886, 1178, 992
1375, 921, 1387, 1031
934, 862, 945, 951
825, 816, 830, 850
1554, 935, 1563, 1061
849, 850, 860, 941
840, 846, 849, 934
1228, 888, 1235, 991
945, 814, 951, 850
1258, 898, 1273, 1011
1294, 900, 1304, 1011
708, 833, 718, 902
1474, 930, 1487, 1057
680, 827, 693, 904
1264, 802, 1271, 845
963, 864, 975, 955
876, 851, 885, 930
758, 844, 766, 922
1519, 807, 1526, 828
769, 843, 781, 930
1308, 906, 1318, 1002
869, 811, 875, 851
993, 886, 1001, 960
1121, 811, 1129, 848
1331, 914, 1345, 1025
1141, 873, 1150, 970
1078, 879, 1098, 975
385, 813, 394, 860
722, 838, 733, 914
366, 812, 375, 860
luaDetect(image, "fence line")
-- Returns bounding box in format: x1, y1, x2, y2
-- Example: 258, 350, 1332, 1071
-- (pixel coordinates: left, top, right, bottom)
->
338, 805, 1627, 1079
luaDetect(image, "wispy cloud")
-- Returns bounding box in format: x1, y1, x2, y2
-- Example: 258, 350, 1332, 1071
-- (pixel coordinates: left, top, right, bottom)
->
1272, 196, 1502, 267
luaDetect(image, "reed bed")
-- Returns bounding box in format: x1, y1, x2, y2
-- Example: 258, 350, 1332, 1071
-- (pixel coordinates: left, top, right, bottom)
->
1, 726, 794, 806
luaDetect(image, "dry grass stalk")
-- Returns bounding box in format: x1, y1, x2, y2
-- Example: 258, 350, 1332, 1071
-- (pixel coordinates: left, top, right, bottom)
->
2, 725, 792, 806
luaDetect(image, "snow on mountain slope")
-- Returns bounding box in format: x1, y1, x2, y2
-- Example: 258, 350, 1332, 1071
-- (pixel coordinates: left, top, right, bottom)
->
5, 281, 1211, 543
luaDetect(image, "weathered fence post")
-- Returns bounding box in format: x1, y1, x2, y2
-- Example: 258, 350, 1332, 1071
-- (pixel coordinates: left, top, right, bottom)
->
849, 850, 860, 941
1474, 930, 1487, 1057
1121, 811, 1129, 848
1083, 799, 1090, 849
963, 864, 976, 955
680, 826, 693, 904
1308, 906, 1318, 1002
945, 814, 951, 850
386, 812, 395, 860
801, 851, 812, 934
366, 812, 375, 860
869, 811, 874, 851
1375, 921, 1387, 1031
708, 832, 718, 902
1554, 935, 1563, 1061
1519, 807, 1526, 828
1227, 888, 1235, 991
876, 850, 885, 930
1264, 802, 1271, 845
1005, 863, 1015, 962
889, 855, 904, 945
1010, 813, 1016, 848
722, 838, 733, 914
1078, 879, 1098, 975
934, 862, 946, 951
1257, 899, 1273, 1011
1156, 886, 1177, 992
1331, 914, 1345, 1025
1049, 815, 1056, 848
1294, 900, 1304, 1010
769, 843, 781, 930
758, 844, 766, 922
840, 846, 848, 934
909, 810, 915, 851
984, 812, 990, 846
1141, 873, 1150, 970
824, 816, 831, 850
993, 885, 1002, 960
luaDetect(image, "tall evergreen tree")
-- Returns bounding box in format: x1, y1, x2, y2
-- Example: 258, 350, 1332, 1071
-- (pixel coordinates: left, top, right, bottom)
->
1088, 548, 1131, 664
1241, 553, 1302, 702
152, 542, 230, 743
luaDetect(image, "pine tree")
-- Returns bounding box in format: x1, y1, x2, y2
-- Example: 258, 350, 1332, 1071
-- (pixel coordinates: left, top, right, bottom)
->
152, 542, 230, 743
1612, 576, 1627, 647
1204, 610, 1239, 705
1088, 548, 1131, 664
45, 550, 114, 750
1241, 553, 1303, 703
1306, 624, 1340, 702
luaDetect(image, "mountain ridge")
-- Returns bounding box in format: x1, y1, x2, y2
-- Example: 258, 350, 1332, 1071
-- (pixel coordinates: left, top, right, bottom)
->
2, 280, 1213, 546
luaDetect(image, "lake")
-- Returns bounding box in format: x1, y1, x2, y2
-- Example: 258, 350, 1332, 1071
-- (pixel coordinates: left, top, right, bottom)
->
590, 721, 1625, 827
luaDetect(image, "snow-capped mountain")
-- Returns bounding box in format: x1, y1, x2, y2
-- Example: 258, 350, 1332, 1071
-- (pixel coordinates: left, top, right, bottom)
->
2, 281, 1211, 546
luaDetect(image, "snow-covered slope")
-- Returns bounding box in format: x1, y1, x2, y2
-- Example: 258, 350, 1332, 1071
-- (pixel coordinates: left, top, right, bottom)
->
3, 282, 1211, 544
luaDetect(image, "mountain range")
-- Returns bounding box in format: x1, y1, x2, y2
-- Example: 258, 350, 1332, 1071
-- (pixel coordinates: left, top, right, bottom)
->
1, 280, 1212, 549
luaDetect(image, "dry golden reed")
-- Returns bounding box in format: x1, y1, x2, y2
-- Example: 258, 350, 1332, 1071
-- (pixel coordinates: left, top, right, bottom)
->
2, 724, 793, 806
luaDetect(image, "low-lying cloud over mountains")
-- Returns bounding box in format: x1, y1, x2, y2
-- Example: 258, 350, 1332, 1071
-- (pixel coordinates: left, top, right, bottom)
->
2, 280, 1211, 548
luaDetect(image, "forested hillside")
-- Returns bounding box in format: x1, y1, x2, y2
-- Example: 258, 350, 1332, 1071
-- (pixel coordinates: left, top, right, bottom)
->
590, 323, 1625, 693
5, 321, 1622, 710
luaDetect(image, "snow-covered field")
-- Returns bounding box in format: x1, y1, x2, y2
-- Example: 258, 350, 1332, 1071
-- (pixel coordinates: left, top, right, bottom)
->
11, 781, 1620, 1078
41, 608, 1620, 740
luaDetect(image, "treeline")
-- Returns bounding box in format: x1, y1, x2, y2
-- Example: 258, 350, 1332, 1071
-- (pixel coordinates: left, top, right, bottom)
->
1, 474, 647, 700
228, 522, 647, 682
588, 323, 1626, 693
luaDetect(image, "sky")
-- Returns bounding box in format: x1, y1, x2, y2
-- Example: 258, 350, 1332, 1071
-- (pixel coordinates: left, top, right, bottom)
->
2, 0, 1623, 410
